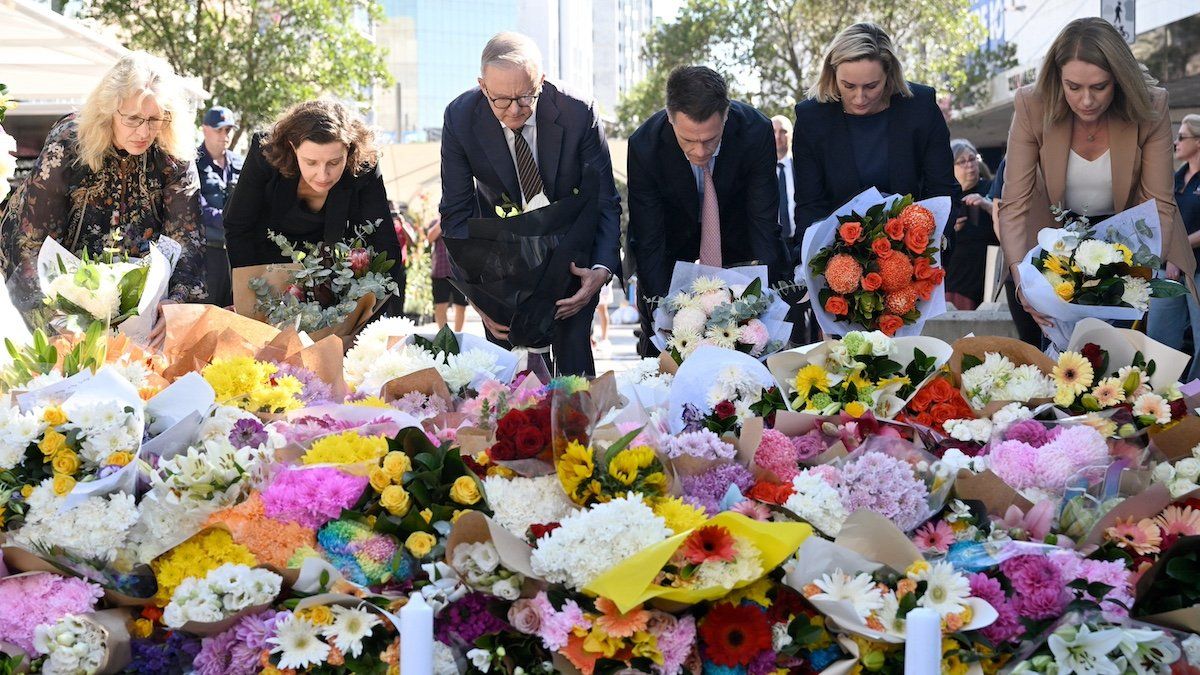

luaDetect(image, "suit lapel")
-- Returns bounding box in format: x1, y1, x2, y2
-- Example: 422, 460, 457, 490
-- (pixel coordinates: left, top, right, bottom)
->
1109, 115, 1136, 210
1041, 117, 1071, 206
536, 90, 563, 199
660, 119, 700, 222
474, 96, 522, 203
713, 112, 738, 201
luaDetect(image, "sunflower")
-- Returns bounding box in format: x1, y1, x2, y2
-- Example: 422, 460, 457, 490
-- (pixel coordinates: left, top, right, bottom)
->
698, 603, 773, 666
794, 364, 831, 398
1052, 351, 1095, 396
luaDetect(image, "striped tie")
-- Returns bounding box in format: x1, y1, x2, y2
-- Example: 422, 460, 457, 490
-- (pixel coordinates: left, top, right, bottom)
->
512, 128, 544, 203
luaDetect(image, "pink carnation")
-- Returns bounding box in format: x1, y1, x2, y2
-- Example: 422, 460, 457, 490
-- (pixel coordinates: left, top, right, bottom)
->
261, 467, 369, 529
753, 429, 800, 481
1000, 555, 1067, 620
0, 573, 103, 653
652, 614, 696, 675
529, 591, 590, 651
809, 464, 842, 486
969, 573, 1022, 644
738, 319, 771, 355
1051, 552, 1134, 618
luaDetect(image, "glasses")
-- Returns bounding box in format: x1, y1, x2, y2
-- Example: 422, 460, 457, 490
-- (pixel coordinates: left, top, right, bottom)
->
116, 110, 171, 131
482, 87, 540, 110
1179, 135, 1198, 142
954, 155, 980, 167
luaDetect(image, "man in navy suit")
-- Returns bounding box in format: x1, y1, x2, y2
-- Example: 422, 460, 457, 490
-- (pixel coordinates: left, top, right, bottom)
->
439, 32, 621, 376
627, 66, 790, 357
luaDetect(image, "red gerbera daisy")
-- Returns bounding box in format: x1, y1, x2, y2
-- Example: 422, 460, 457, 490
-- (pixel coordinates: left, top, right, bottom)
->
699, 603, 773, 666
680, 525, 737, 565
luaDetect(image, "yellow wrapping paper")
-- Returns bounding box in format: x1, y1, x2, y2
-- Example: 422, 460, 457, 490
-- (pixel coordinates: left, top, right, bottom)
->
584, 512, 811, 613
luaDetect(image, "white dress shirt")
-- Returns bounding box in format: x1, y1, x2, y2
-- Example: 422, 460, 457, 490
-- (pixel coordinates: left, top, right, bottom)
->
778, 154, 796, 238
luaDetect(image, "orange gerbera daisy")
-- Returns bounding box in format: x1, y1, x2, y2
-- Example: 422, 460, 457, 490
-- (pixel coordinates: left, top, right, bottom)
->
825, 254, 864, 294
1105, 517, 1162, 555
594, 597, 651, 638
878, 252, 914, 293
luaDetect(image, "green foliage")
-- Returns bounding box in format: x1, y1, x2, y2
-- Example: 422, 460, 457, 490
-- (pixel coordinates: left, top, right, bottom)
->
615, 0, 1014, 136
81, 0, 392, 136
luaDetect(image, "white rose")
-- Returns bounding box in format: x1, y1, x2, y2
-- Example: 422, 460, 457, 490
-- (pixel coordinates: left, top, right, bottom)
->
467, 542, 500, 573
1175, 458, 1200, 481
1169, 478, 1199, 498
492, 576, 521, 601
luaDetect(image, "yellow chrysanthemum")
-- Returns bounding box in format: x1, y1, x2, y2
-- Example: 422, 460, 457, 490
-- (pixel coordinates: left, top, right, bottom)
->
202, 357, 304, 413
151, 529, 256, 606
653, 497, 707, 533
246, 375, 304, 413
303, 431, 388, 465
844, 401, 867, 418
725, 577, 774, 608
1054, 281, 1075, 302
1114, 243, 1134, 265
1053, 351, 1095, 396
1043, 254, 1072, 277
794, 364, 831, 397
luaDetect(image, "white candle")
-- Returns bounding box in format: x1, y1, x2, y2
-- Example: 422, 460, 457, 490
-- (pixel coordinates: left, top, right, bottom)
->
904, 607, 941, 675
400, 592, 433, 674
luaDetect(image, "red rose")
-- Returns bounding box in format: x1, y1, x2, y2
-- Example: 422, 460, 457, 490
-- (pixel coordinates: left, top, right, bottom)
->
529, 522, 561, 540
930, 402, 960, 426
884, 218, 905, 241
746, 481, 794, 505
824, 295, 849, 316
878, 314, 904, 336
496, 410, 528, 438
514, 425, 546, 457
1170, 397, 1187, 420
862, 272, 883, 292
915, 412, 934, 427
871, 237, 893, 260
1080, 343, 1106, 374
839, 221, 864, 244
714, 400, 736, 419
910, 387, 934, 412
928, 377, 956, 401
904, 227, 931, 255
489, 440, 519, 461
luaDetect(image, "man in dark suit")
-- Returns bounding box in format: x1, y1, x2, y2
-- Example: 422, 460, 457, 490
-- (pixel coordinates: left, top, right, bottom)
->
626, 66, 789, 357
439, 32, 621, 376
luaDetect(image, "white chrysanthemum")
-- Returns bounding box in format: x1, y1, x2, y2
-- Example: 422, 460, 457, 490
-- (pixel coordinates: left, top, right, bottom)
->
1001, 365, 1056, 403
990, 403, 1035, 439
1074, 239, 1123, 276
690, 276, 729, 295
672, 306, 708, 335
691, 536, 763, 590
441, 349, 502, 394
481, 475, 576, 538
706, 365, 763, 408
269, 615, 330, 669
0, 406, 47, 471
323, 605, 382, 658
16, 483, 139, 562
530, 495, 671, 590
344, 316, 418, 388
812, 570, 884, 621
356, 345, 442, 396
912, 561, 971, 616
108, 358, 155, 390
1120, 276, 1151, 311
937, 448, 988, 475
961, 352, 1016, 406
24, 371, 65, 391
783, 473, 848, 537
697, 289, 733, 315
944, 418, 992, 444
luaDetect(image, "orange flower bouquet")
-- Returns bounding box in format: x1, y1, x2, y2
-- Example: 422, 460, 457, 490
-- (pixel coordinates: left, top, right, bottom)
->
799, 188, 952, 337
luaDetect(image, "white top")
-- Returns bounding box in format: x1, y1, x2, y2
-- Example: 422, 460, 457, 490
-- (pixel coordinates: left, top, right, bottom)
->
778, 155, 796, 238
1063, 149, 1115, 217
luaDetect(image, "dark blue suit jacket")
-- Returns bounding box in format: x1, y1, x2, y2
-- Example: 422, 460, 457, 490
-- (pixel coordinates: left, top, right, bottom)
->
627, 100, 789, 300
438, 81, 622, 274
790, 82, 960, 257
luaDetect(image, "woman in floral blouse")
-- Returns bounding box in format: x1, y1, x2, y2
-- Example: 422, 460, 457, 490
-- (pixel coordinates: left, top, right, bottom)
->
0, 51, 206, 316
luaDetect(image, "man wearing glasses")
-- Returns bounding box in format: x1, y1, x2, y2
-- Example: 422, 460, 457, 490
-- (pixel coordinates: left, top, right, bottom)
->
439, 31, 621, 376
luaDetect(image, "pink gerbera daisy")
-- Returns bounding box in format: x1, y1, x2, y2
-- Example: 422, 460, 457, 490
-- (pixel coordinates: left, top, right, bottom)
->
1155, 505, 1200, 537
731, 500, 772, 521
1104, 517, 1162, 555
912, 520, 956, 554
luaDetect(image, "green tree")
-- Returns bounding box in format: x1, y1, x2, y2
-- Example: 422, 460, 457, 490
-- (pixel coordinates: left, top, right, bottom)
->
82, 0, 393, 140
615, 0, 1015, 136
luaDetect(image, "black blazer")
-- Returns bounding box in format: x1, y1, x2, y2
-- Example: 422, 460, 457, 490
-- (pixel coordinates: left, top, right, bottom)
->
627, 100, 789, 300
790, 82, 960, 257
223, 133, 400, 276
438, 80, 622, 273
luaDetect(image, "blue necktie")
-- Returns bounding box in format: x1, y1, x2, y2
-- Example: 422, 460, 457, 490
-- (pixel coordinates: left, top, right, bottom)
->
777, 162, 791, 237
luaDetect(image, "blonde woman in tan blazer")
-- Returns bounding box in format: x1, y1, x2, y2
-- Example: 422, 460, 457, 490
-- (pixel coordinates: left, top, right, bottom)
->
999, 17, 1194, 334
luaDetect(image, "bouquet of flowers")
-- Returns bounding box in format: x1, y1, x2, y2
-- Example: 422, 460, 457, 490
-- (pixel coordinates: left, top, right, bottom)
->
1049, 345, 1186, 430
351, 326, 516, 398
669, 346, 786, 436
162, 563, 282, 629
957, 351, 1056, 413
799, 188, 951, 336
768, 331, 950, 419
895, 374, 976, 434
33, 613, 113, 675
201, 357, 309, 415
650, 262, 791, 363
36, 233, 176, 343
487, 397, 555, 475
1017, 201, 1187, 350
988, 420, 1111, 501
1010, 614, 1195, 675
262, 603, 396, 671
234, 222, 397, 339
556, 428, 669, 506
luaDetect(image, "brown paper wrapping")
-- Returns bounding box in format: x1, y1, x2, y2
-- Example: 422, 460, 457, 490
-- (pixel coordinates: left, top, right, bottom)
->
1078, 483, 1172, 550
176, 602, 276, 637
232, 264, 384, 349
952, 469, 1034, 516
382, 368, 453, 404
658, 350, 679, 375
1148, 415, 1200, 461
455, 427, 495, 459
281, 335, 348, 401
1134, 534, 1200, 633
444, 511, 544, 595
948, 336, 1056, 416
0, 546, 156, 606
833, 511, 922, 573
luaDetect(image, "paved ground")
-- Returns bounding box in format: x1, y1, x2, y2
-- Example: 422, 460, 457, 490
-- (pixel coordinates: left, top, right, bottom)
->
412, 302, 643, 375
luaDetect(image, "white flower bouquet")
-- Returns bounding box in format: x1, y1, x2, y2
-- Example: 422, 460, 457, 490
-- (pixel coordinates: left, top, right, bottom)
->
651, 262, 791, 364
1017, 200, 1187, 350
162, 562, 283, 630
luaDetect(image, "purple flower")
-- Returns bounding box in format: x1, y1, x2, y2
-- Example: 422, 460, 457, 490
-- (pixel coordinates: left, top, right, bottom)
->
681, 403, 705, 433
835, 451, 930, 532
275, 363, 335, 406
435, 592, 510, 646
229, 418, 267, 448
393, 391, 448, 418
193, 609, 283, 675
261, 467, 369, 529
1000, 555, 1067, 620
791, 431, 827, 461
969, 573, 1022, 644
681, 463, 755, 514
663, 429, 736, 461
1003, 419, 1051, 446
280, 414, 359, 444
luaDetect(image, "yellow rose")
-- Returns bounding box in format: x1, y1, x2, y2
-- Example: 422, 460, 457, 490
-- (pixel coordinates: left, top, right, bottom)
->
298, 605, 334, 625
449, 476, 481, 505
107, 452, 133, 468
51, 449, 79, 475
20, 485, 34, 499
369, 466, 392, 493
419, 508, 432, 524
52, 473, 76, 496
405, 531, 437, 558
131, 618, 154, 639
380, 485, 411, 517
41, 406, 67, 426
38, 429, 67, 456
844, 400, 868, 418
451, 509, 468, 524
382, 452, 411, 479
1054, 281, 1075, 302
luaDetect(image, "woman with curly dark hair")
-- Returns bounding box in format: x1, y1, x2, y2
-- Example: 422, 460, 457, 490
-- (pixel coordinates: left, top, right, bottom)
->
223, 99, 401, 291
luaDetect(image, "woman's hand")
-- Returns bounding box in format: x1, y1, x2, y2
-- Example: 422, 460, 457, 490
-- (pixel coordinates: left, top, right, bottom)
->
1011, 266, 1054, 328
148, 299, 176, 351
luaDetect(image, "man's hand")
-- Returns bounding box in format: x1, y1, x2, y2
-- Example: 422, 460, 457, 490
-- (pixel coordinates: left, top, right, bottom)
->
555, 264, 609, 320
472, 303, 510, 340
148, 299, 176, 351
